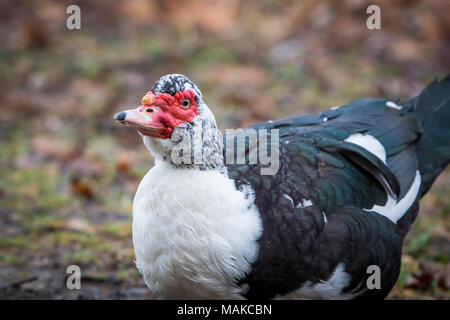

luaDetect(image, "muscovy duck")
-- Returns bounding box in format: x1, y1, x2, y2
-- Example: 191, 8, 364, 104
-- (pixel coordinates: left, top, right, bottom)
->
114, 74, 450, 299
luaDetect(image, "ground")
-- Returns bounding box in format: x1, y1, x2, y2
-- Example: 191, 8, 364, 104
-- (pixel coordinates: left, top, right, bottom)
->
0, 0, 448, 299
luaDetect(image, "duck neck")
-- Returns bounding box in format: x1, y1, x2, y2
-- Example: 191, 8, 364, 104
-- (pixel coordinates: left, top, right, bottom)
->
143, 116, 226, 172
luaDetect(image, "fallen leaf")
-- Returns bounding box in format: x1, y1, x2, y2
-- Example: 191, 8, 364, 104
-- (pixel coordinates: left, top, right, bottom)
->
115, 153, 131, 173
49, 218, 95, 234
70, 177, 95, 199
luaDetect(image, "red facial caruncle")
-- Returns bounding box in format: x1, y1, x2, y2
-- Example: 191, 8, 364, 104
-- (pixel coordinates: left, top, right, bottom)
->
114, 90, 199, 139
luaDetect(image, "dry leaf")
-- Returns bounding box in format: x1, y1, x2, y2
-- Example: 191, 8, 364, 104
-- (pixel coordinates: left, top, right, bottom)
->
115, 153, 131, 173
49, 218, 95, 234
70, 177, 95, 199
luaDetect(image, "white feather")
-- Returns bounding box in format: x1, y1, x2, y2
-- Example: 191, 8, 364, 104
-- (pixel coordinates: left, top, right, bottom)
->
386, 101, 402, 110
345, 133, 387, 163
298, 199, 313, 208
364, 170, 421, 223
283, 194, 294, 207
276, 263, 358, 299
132, 161, 262, 299
322, 212, 328, 224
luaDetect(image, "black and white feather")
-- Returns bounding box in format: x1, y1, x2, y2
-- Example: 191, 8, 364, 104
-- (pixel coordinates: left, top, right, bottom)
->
130, 74, 450, 300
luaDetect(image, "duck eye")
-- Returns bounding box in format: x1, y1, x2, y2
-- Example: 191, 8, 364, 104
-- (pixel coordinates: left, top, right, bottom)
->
181, 99, 190, 109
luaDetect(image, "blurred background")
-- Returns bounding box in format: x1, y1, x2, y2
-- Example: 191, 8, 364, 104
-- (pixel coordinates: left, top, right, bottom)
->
0, 0, 448, 299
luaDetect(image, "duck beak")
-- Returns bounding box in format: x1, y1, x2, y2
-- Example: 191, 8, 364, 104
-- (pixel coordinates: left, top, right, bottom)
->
114, 105, 167, 136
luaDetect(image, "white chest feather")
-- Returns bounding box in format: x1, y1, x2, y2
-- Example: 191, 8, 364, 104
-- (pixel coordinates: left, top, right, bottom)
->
132, 162, 262, 299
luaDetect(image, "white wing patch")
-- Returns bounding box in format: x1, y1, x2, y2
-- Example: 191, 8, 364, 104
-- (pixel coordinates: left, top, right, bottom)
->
386, 101, 402, 110
345, 133, 387, 163
364, 170, 421, 223
345, 134, 421, 223
275, 263, 357, 300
